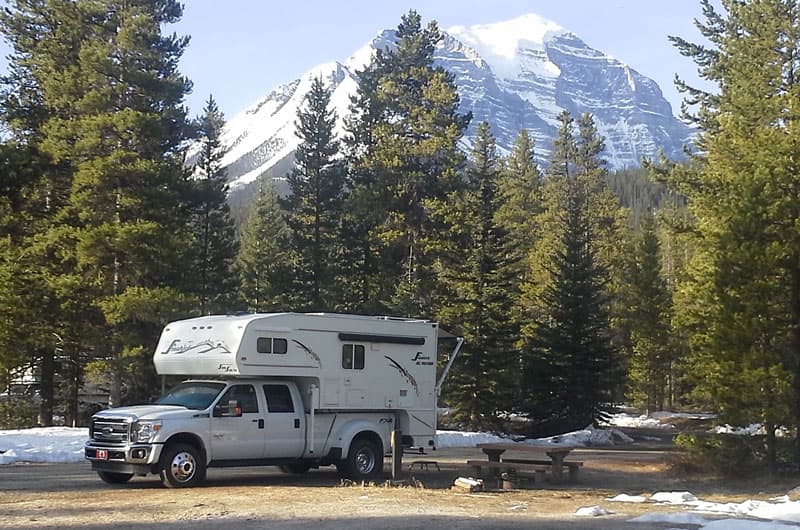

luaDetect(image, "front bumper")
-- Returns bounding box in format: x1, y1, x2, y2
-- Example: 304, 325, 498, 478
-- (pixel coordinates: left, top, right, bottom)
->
85, 442, 164, 468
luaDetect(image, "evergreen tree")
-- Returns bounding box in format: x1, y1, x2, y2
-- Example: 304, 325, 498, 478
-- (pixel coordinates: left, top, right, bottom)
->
521, 178, 619, 434
344, 10, 469, 314
236, 182, 294, 312
666, 0, 800, 470
0, 0, 88, 425
283, 76, 345, 311
624, 214, 674, 412
496, 129, 543, 282
436, 122, 518, 429
519, 111, 624, 433
187, 95, 238, 315
1, 0, 195, 407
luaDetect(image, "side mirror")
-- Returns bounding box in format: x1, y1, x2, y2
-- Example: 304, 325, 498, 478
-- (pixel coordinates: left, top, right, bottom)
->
214, 399, 242, 417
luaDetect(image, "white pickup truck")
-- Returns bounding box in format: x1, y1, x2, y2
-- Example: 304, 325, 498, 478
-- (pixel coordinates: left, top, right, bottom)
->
85, 312, 462, 487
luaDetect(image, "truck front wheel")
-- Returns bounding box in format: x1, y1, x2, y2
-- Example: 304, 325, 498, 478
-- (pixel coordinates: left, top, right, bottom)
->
96, 471, 133, 484
159, 443, 205, 488
340, 438, 383, 480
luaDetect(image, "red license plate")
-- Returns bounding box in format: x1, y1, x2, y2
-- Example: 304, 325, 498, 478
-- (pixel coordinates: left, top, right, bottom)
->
96, 449, 108, 460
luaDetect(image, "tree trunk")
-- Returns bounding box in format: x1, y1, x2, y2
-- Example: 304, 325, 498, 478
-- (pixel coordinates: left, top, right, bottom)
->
791, 261, 800, 464
38, 349, 54, 426
766, 422, 777, 476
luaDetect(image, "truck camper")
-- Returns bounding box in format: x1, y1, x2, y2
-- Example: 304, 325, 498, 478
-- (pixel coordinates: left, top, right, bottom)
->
85, 312, 463, 487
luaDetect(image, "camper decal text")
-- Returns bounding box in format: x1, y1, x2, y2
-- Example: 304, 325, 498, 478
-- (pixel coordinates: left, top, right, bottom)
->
160, 339, 232, 356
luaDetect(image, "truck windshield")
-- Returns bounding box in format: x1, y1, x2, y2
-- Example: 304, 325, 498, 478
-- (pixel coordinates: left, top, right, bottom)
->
156, 382, 226, 410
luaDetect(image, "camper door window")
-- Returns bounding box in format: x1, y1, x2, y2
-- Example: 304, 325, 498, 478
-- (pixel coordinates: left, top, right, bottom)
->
257, 337, 288, 354
342, 344, 365, 370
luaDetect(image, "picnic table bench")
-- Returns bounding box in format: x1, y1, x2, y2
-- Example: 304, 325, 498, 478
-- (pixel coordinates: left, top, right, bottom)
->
474, 443, 583, 483
466, 459, 550, 487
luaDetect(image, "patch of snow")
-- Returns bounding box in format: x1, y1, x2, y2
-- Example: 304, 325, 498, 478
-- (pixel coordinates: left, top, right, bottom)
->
447, 13, 566, 81
0, 427, 87, 464
435, 430, 510, 448
575, 505, 613, 517
608, 494, 648, 503
651, 491, 700, 504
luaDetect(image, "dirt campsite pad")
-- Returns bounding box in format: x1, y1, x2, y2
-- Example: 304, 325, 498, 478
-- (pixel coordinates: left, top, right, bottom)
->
2, 445, 798, 529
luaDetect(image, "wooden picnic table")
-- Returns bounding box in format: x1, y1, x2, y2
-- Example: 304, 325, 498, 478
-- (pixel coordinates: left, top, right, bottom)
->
475, 443, 581, 483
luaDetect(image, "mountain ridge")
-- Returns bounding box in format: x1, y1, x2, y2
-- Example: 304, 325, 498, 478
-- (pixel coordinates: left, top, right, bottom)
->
209, 13, 692, 195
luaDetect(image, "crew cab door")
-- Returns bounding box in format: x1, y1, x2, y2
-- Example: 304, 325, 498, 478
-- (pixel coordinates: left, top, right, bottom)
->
210, 383, 265, 460
261, 383, 305, 458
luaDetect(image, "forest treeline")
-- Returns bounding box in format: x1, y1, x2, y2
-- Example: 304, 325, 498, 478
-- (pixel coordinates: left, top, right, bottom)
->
1, 0, 800, 471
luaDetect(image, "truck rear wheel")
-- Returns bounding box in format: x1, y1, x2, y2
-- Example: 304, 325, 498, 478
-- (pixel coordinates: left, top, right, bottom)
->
159, 443, 205, 488
97, 471, 134, 484
340, 438, 383, 480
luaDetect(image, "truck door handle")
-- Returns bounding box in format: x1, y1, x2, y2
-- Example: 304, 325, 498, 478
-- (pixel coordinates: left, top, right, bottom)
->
294, 419, 300, 429
253, 419, 264, 429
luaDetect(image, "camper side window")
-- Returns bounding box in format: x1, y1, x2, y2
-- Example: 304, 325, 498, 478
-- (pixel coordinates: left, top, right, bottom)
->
257, 337, 288, 354
342, 344, 365, 370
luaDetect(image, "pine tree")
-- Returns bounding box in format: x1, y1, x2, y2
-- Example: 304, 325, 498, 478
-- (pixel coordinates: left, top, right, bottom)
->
497, 129, 543, 282
436, 122, 518, 429
1, 0, 195, 407
522, 178, 619, 434
624, 214, 674, 412
667, 0, 800, 470
187, 94, 238, 315
0, 0, 89, 425
344, 10, 469, 314
236, 182, 294, 312
519, 110, 623, 434
283, 76, 345, 311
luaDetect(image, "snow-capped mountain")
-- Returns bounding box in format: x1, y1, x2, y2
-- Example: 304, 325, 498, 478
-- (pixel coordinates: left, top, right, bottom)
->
217, 13, 692, 193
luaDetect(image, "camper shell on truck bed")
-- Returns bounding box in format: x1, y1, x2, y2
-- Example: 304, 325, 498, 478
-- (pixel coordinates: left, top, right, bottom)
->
153, 312, 451, 448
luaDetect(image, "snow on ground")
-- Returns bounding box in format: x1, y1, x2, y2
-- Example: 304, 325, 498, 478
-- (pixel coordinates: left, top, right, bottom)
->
0, 427, 87, 464
616, 491, 800, 529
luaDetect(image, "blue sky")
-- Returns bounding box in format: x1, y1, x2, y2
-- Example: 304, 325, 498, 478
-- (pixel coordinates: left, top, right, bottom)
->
175, 0, 712, 120
0, 1, 713, 120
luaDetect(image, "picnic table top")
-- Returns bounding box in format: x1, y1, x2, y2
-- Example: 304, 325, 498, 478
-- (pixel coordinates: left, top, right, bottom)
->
475, 443, 574, 455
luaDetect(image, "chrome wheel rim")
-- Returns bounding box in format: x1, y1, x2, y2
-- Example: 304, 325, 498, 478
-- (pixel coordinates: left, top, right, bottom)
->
170, 451, 196, 483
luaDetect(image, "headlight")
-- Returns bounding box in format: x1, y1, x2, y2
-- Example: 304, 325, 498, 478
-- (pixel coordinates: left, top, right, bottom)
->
131, 420, 162, 443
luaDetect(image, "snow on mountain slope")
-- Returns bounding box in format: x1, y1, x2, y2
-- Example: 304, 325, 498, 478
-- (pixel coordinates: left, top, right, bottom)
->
214, 13, 693, 192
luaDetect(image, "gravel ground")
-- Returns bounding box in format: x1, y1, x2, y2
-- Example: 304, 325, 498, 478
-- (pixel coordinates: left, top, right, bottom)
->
0, 445, 794, 529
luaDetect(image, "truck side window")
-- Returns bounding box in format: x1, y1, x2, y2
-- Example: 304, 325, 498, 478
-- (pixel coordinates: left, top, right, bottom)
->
218, 384, 259, 413
342, 344, 365, 370
263, 384, 294, 413
257, 337, 288, 354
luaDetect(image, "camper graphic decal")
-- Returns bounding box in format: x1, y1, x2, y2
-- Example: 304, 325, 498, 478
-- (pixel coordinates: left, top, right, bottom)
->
410, 413, 433, 431
159, 339, 231, 356
385, 356, 419, 396
293, 340, 321, 367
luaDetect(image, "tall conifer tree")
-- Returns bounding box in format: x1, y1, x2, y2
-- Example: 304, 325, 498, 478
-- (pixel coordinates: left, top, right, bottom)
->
236, 182, 294, 312
344, 10, 469, 315
283, 76, 345, 311
1, 0, 194, 406
666, 0, 800, 469
437, 122, 518, 429
188, 95, 238, 315
624, 214, 674, 412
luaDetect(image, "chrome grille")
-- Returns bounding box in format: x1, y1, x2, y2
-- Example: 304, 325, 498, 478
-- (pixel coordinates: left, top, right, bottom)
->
91, 417, 130, 444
